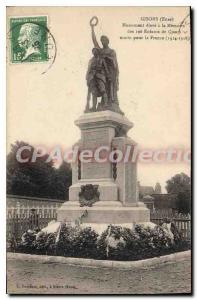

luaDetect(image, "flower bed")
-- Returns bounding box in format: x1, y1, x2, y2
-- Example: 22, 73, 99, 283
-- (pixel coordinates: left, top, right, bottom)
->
13, 222, 190, 261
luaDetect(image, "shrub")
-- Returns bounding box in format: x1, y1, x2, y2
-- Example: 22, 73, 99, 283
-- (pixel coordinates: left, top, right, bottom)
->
15, 222, 190, 260
35, 231, 57, 255
97, 224, 181, 261
57, 224, 98, 258
97, 225, 133, 260
135, 225, 173, 256
17, 229, 56, 255
16, 229, 37, 254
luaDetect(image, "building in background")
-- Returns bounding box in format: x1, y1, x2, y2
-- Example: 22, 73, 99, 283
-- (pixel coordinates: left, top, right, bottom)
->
138, 181, 161, 199
138, 182, 178, 213
154, 182, 162, 194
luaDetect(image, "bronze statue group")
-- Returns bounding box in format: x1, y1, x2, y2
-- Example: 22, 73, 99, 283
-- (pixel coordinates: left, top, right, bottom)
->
86, 17, 120, 113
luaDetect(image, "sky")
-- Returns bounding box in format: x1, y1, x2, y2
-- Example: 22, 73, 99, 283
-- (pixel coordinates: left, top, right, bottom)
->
7, 6, 191, 192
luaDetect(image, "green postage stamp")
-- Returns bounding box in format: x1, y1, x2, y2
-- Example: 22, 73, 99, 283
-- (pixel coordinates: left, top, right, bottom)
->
10, 16, 48, 63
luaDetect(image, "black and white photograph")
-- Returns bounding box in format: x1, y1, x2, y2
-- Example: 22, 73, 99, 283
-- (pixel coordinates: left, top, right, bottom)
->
4, 4, 192, 295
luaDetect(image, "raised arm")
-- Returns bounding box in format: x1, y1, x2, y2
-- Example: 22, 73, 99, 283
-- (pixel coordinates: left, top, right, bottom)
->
91, 25, 100, 49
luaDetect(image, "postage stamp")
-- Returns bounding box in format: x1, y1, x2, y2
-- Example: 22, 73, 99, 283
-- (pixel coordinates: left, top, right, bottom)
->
10, 16, 48, 63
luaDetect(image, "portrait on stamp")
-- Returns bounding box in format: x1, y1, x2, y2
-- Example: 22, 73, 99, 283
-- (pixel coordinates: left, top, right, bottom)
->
10, 16, 48, 63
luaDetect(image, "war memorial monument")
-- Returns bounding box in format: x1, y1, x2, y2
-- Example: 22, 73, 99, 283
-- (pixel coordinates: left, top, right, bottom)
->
58, 17, 150, 226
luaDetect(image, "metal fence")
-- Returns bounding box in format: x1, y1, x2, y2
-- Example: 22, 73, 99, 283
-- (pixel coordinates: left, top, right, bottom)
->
7, 205, 59, 242
7, 205, 191, 243
150, 211, 191, 240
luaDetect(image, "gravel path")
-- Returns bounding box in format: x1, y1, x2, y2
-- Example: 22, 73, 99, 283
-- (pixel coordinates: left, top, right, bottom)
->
7, 254, 191, 294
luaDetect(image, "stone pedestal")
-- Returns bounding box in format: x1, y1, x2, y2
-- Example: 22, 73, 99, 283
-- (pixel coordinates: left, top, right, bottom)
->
58, 110, 150, 224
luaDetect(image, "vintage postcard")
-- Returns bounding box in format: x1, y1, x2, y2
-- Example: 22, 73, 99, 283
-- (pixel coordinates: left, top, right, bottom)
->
6, 6, 191, 294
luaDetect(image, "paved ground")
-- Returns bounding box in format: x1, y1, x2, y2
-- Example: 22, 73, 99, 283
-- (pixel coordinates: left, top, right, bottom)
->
7, 255, 191, 294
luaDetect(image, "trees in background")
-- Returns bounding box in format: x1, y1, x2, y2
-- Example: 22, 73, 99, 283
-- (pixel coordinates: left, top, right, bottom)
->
7, 141, 72, 200
166, 173, 191, 214
53, 161, 72, 200
7, 142, 191, 211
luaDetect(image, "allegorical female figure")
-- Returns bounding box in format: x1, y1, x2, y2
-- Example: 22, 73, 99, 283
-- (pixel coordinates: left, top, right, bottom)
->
86, 47, 108, 111
86, 17, 121, 113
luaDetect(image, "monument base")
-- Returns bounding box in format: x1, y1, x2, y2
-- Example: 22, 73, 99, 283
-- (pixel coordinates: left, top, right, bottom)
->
57, 109, 150, 226
57, 201, 150, 224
